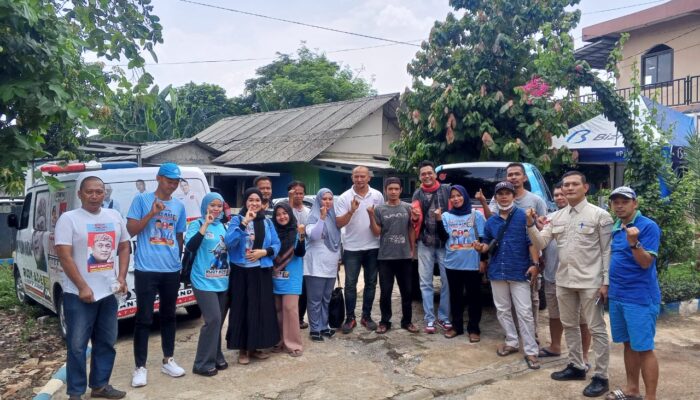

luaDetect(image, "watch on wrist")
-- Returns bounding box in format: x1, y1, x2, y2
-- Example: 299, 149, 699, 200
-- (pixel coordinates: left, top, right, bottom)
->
630, 241, 643, 249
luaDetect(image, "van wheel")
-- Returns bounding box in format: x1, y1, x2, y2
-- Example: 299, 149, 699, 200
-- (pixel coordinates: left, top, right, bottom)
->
55, 290, 67, 339
14, 266, 35, 305
185, 305, 201, 318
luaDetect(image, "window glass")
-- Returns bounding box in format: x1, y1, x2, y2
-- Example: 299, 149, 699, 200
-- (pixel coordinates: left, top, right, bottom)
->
657, 52, 672, 83
20, 193, 32, 229
34, 191, 49, 231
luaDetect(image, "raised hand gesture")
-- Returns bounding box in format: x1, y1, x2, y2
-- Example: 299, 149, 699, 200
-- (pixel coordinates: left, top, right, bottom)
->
411, 207, 421, 221
434, 207, 443, 221
350, 197, 360, 213
243, 209, 256, 225
622, 224, 640, 246
320, 205, 328, 220
151, 200, 165, 215
366, 205, 375, 218
297, 224, 306, 238
475, 189, 486, 202
204, 212, 215, 226
525, 208, 536, 226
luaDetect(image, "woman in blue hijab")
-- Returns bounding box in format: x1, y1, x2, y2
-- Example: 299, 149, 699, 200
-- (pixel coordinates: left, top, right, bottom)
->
304, 188, 341, 342
435, 185, 486, 342
185, 192, 229, 376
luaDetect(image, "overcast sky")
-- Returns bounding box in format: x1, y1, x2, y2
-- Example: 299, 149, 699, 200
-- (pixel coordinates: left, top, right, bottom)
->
129, 0, 667, 97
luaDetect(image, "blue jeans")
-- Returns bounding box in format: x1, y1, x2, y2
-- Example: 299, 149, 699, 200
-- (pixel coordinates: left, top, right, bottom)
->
417, 242, 450, 323
64, 293, 118, 396
342, 249, 379, 319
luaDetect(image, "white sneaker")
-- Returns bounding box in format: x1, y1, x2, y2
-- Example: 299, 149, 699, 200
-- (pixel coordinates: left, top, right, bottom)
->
161, 357, 186, 377
131, 367, 148, 387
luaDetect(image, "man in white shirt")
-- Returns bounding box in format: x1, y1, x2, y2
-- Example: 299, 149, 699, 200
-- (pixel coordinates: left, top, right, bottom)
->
335, 166, 384, 333
55, 176, 130, 400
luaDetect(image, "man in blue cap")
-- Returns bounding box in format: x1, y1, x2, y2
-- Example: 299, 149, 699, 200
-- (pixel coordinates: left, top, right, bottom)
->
606, 186, 661, 400
126, 163, 188, 388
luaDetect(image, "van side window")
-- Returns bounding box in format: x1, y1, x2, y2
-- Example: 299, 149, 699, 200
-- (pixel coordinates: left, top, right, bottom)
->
34, 191, 50, 231
20, 193, 32, 229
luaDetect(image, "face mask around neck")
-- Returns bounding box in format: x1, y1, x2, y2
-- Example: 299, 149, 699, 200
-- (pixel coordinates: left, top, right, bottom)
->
497, 203, 514, 212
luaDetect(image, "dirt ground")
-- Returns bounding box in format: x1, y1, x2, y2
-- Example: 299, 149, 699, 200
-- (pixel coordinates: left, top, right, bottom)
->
45, 281, 700, 400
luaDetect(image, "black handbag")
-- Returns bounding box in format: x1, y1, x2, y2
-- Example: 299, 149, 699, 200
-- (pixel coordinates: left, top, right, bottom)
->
180, 220, 203, 285
328, 273, 345, 329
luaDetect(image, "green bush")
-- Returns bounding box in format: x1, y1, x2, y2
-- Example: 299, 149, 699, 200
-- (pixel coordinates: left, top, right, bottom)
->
0, 266, 20, 310
659, 262, 700, 303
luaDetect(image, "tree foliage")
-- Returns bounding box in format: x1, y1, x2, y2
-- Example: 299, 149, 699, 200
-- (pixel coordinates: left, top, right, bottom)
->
99, 82, 236, 142
391, 0, 589, 173
0, 0, 162, 193
233, 45, 376, 114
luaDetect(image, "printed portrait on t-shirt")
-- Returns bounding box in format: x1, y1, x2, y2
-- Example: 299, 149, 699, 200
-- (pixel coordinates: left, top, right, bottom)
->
32, 230, 48, 272
245, 223, 255, 254
86, 224, 116, 272
206, 235, 230, 279
447, 221, 475, 250
148, 209, 178, 246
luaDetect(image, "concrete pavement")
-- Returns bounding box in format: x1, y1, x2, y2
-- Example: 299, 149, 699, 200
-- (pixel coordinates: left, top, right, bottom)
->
53, 280, 700, 399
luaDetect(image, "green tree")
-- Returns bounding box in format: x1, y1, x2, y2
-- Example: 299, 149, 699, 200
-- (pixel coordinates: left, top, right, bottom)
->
391, 0, 587, 173
99, 82, 235, 142
234, 45, 376, 113
0, 0, 162, 193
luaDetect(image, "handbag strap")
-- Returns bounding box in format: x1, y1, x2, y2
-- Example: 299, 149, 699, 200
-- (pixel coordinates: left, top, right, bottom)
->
494, 208, 516, 246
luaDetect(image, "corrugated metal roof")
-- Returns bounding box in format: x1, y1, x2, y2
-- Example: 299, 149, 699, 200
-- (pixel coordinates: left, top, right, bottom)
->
195, 93, 399, 166
100, 138, 221, 162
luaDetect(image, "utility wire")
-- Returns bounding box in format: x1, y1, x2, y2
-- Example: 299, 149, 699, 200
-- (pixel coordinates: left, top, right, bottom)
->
581, 0, 667, 15
177, 0, 420, 47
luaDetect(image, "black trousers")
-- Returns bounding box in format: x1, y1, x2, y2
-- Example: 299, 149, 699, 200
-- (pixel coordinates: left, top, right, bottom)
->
446, 269, 482, 335
298, 276, 307, 322
133, 270, 180, 367
378, 259, 412, 328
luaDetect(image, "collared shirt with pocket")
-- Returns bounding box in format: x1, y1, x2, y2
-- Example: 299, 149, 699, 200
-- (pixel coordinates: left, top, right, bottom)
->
528, 199, 614, 289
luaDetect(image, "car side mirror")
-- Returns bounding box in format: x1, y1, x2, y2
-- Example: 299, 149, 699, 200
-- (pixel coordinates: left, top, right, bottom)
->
7, 214, 18, 229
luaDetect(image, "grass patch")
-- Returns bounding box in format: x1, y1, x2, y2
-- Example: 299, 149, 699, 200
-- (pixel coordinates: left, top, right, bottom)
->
0, 266, 20, 310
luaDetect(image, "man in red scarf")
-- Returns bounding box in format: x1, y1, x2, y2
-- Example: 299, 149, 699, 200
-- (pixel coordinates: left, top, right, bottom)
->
411, 161, 453, 334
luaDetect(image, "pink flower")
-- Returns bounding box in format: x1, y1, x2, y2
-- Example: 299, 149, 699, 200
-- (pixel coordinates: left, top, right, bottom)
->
519, 76, 550, 104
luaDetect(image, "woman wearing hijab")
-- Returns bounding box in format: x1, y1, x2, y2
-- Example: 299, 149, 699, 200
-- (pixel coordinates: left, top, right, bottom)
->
304, 188, 341, 342
185, 192, 230, 376
271, 202, 306, 357
435, 185, 486, 342
225, 188, 281, 365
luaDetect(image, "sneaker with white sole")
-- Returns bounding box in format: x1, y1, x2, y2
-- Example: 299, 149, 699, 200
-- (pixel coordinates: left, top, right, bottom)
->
161, 357, 186, 377
131, 367, 148, 388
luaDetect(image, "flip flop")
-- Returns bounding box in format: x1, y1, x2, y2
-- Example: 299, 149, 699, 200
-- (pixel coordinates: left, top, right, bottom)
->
524, 355, 540, 370
250, 350, 270, 360
605, 389, 643, 400
538, 347, 561, 357
469, 333, 481, 343
496, 344, 519, 357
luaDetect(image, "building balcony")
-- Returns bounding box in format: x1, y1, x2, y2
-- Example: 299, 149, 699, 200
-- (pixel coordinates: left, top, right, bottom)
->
579, 75, 700, 108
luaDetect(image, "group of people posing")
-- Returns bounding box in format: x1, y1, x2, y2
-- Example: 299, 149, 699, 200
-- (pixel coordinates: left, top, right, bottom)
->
56, 161, 661, 400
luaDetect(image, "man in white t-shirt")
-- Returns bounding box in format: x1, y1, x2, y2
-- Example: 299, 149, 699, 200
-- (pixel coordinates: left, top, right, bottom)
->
335, 166, 384, 333
55, 176, 130, 400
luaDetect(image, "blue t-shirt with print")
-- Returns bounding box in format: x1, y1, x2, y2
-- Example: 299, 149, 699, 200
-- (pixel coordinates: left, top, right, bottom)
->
185, 219, 229, 292
609, 211, 661, 305
127, 192, 187, 272
442, 211, 485, 271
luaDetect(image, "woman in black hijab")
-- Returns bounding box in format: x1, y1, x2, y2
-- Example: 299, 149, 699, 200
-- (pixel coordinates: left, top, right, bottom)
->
224, 188, 281, 365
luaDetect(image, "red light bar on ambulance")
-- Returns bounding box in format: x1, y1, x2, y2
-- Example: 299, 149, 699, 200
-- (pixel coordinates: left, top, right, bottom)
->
40, 161, 138, 174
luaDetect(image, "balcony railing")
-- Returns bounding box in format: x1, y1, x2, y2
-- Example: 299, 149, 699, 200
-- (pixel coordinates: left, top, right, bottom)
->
578, 75, 700, 107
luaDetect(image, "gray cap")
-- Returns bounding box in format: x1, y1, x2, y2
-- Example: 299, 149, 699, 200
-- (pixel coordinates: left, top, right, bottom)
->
494, 181, 516, 194
609, 186, 637, 200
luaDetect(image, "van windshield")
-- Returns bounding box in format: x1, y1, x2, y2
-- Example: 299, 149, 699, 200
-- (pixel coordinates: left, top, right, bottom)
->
102, 178, 207, 222
437, 167, 510, 202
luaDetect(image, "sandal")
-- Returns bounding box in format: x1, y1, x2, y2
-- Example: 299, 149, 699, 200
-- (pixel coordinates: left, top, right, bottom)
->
538, 347, 561, 357
469, 333, 481, 343
271, 344, 284, 353
496, 344, 519, 357
402, 323, 419, 333
524, 355, 540, 370
376, 323, 389, 334
605, 389, 643, 400
288, 349, 303, 358
250, 350, 270, 360
238, 351, 250, 365
443, 329, 458, 339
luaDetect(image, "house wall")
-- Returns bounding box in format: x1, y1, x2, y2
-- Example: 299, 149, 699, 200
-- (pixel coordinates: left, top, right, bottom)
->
148, 144, 215, 165
382, 115, 401, 155
617, 15, 700, 89
325, 111, 384, 155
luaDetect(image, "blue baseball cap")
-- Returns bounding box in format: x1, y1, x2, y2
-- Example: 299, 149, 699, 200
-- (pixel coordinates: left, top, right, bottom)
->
157, 163, 185, 181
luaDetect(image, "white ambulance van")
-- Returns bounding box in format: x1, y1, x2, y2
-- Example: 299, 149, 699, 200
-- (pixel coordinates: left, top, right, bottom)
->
7, 161, 209, 337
